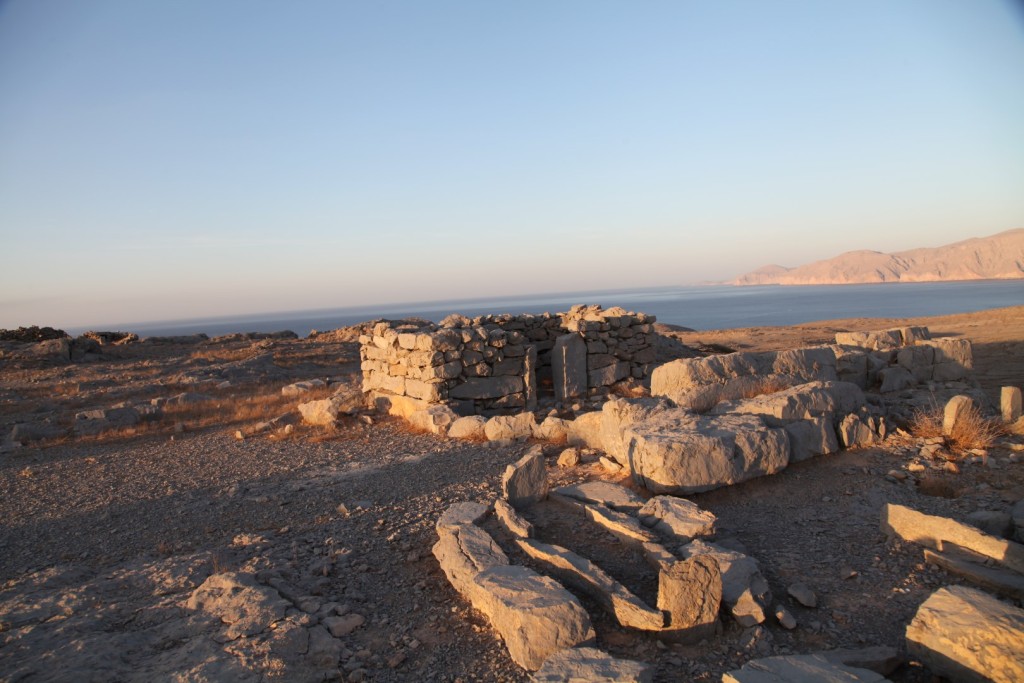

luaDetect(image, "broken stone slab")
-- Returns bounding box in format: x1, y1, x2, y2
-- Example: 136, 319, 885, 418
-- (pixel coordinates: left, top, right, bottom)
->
711, 381, 866, 424
473, 565, 596, 671
532, 646, 653, 683
637, 496, 716, 545
552, 333, 588, 401
584, 504, 659, 547
838, 411, 882, 449
680, 540, 771, 626
880, 503, 1024, 575
617, 407, 791, 495
943, 395, 975, 436
906, 585, 1024, 683
923, 547, 1024, 601
485, 412, 538, 441
552, 480, 646, 513
722, 653, 890, 682
297, 397, 347, 426
433, 523, 510, 600
436, 501, 490, 534
658, 555, 721, 643
184, 572, 290, 641
502, 447, 549, 509
1003, 386, 1022, 423
516, 538, 664, 631
494, 498, 534, 538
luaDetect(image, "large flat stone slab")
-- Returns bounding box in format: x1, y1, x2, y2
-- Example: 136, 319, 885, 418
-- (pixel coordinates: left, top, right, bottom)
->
552, 480, 646, 513
723, 654, 890, 682
906, 585, 1024, 683
533, 647, 653, 682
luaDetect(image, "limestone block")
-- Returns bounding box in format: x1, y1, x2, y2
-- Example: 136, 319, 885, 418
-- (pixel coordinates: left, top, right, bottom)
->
502, 448, 548, 508
906, 585, 1024, 683
448, 415, 487, 440
404, 378, 443, 402
943, 395, 975, 436
524, 345, 538, 412
838, 412, 880, 449
584, 504, 659, 547
369, 391, 429, 419
473, 566, 595, 670
516, 538, 664, 631
450, 376, 523, 400
624, 409, 791, 495
900, 326, 931, 344
896, 345, 935, 383
784, 417, 840, 462
680, 540, 771, 626
436, 501, 490, 533
533, 647, 653, 683
553, 334, 588, 400
533, 416, 569, 443
713, 381, 865, 424
834, 329, 903, 351
925, 337, 973, 368
185, 572, 290, 641
297, 397, 345, 426
771, 347, 838, 381
565, 411, 605, 450
878, 366, 916, 393
408, 405, 457, 435
658, 555, 721, 643
638, 496, 716, 544
485, 412, 537, 442
1002, 386, 1022, 423
494, 498, 533, 538
723, 654, 889, 682
588, 360, 629, 387
281, 379, 326, 397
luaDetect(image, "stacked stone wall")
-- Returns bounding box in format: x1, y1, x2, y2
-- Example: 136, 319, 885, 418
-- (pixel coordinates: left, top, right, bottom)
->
359, 305, 656, 416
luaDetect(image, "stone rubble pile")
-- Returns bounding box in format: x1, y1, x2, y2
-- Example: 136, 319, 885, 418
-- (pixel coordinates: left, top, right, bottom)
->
360, 305, 656, 419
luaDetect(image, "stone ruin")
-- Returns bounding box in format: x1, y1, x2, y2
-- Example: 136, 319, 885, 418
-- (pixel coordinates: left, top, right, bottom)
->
359, 305, 657, 418
421, 322, 1019, 680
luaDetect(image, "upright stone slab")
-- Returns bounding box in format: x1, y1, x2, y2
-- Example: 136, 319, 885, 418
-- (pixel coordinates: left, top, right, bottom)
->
502, 448, 548, 509
524, 345, 538, 411
906, 585, 1024, 683
1003, 386, 1022, 423
553, 333, 587, 400
657, 555, 722, 643
943, 395, 974, 436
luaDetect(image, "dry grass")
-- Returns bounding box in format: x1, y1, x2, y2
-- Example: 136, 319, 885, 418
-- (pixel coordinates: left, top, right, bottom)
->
737, 376, 793, 399
910, 402, 1004, 452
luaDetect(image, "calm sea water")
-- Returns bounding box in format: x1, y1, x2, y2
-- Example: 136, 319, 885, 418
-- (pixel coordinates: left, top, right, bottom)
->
75, 280, 1024, 338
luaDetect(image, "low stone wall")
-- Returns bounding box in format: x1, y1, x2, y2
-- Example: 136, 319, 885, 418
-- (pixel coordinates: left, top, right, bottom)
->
360, 305, 656, 416
831, 326, 973, 390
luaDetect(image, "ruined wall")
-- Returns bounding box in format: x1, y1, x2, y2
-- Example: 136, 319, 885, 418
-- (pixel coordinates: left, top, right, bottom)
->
359, 305, 656, 416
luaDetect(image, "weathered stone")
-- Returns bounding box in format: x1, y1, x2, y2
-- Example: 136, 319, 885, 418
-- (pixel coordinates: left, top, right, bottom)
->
787, 582, 817, 608
449, 376, 525, 400
817, 647, 901, 676
408, 405, 457, 435
680, 540, 771, 626
638, 496, 716, 544
775, 605, 796, 630
553, 481, 645, 513
880, 503, 1024, 574
436, 501, 490, 534
906, 585, 1024, 683
556, 447, 581, 468
322, 613, 365, 637
1014, 499, 1024, 544
1003, 386, 1022, 423
532, 647, 653, 683
485, 412, 538, 442
10, 421, 63, 442
552, 333, 588, 401
584, 504, 659, 547
723, 654, 890, 682
588, 360, 629, 388
657, 555, 721, 642
943, 395, 975, 436
565, 411, 605, 450
297, 395, 361, 426
533, 416, 569, 443
494, 498, 534, 538
448, 415, 487, 440
838, 412, 880, 449
878, 366, 916, 393
473, 565, 595, 670
713, 381, 865, 424
834, 329, 903, 351
784, 417, 840, 462
965, 510, 1014, 538
923, 547, 1024, 601
185, 572, 289, 640
502, 448, 548, 508
524, 344, 538, 411
517, 538, 664, 631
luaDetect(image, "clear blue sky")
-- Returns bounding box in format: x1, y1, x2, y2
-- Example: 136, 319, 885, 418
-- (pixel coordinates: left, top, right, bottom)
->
2, 1, 1023, 329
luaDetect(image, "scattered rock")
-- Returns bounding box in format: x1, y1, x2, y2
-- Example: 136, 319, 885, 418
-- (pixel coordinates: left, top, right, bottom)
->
448, 415, 487, 440
787, 582, 817, 608
533, 646, 653, 683
556, 447, 581, 468
774, 605, 796, 630
637, 496, 716, 545
501, 447, 549, 509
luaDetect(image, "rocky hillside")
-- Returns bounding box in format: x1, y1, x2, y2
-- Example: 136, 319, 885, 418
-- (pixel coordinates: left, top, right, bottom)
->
732, 228, 1024, 286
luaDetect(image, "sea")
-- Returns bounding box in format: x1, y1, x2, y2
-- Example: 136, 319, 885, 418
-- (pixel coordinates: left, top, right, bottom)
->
72, 280, 1024, 338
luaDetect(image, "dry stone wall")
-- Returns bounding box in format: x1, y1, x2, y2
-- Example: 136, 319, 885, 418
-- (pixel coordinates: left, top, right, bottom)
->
360, 305, 656, 416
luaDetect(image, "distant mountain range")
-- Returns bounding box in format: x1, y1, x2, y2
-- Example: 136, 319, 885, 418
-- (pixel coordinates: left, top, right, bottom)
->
731, 228, 1024, 286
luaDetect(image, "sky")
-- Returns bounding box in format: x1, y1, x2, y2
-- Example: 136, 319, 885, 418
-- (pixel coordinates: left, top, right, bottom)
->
1, 0, 1023, 329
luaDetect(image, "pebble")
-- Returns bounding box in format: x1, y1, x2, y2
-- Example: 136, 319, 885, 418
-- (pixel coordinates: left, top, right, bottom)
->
775, 605, 797, 630
943, 461, 960, 474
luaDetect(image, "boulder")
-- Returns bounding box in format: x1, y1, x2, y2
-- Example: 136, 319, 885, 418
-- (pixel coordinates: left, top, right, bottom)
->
834, 329, 903, 351
784, 417, 840, 462
657, 555, 722, 643
297, 397, 345, 426
485, 412, 537, 442
408, 405, 457, 435
448, 415, 487, 440
637, 496, 716, 544
565, 411, 605, 450
943, 395, 975, 436
906, 585, 1024, 683
533, 647, 653, 683
533, 416, 569, 443
502, 448, 548, 508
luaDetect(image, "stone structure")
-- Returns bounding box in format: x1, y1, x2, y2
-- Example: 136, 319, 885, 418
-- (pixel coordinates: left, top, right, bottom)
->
360, 305, 656, 417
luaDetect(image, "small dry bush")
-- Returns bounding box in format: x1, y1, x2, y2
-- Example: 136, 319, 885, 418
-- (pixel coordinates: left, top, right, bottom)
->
910, 403, 1004, 452
738, 376, 792, 399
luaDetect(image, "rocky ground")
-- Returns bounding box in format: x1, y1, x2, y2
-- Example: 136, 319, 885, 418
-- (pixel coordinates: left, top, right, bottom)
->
1, 307, 1023, 682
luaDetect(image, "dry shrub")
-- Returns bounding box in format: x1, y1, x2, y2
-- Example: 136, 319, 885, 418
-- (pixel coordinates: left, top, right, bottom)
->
738, 376, 792, 400
190, 346, 263, 364
910, 403, 1004, 452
